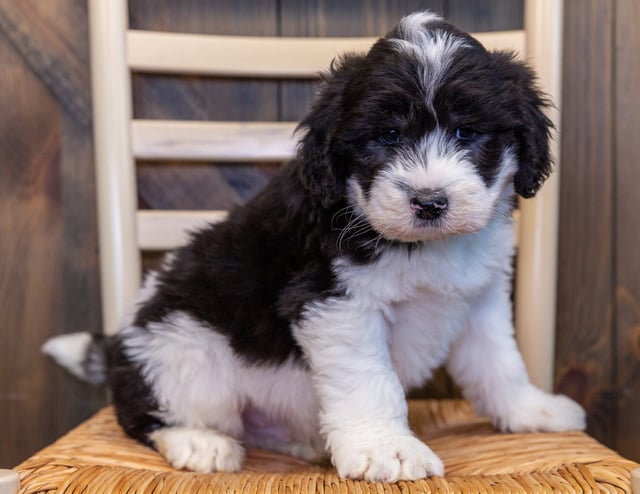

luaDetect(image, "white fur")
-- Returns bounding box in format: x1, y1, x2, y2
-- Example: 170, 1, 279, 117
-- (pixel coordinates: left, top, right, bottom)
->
446, 277, 586, 433
291, 210, 584, 482
393, 12, 469, 106
150, 426, 245, 473
291, 215, 510, 481
293, 285, 446, 481
42, 332, 93, 382
121, 311, 324, 470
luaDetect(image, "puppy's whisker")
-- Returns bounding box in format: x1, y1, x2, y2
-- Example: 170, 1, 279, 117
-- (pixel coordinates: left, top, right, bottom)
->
373, 231, 388, 253
336, 213, 372, 254
331, 205, 359, 229
358, 225, 391, 254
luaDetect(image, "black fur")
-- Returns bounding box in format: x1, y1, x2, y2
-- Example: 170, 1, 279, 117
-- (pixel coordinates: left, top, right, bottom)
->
107, 337, 164, 446
133, 165, 345, 365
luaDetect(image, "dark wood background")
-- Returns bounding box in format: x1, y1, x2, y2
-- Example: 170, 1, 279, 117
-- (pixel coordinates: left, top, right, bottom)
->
1, 0, 638, 468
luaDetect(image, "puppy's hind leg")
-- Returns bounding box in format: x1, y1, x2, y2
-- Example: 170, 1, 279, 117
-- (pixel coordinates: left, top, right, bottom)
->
145, 393, 246, 473
150, 426, 245, 473
117, 313, 249, 472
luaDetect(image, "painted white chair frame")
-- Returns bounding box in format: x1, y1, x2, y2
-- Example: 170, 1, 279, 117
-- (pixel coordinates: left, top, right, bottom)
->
88, 0, 562, 392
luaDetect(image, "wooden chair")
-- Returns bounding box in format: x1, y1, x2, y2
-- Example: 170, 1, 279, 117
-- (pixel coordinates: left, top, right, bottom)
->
9, 0, 640, 492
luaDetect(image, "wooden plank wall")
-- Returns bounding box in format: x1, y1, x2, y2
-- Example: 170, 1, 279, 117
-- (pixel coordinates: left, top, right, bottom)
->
0, 0, 106, 468
1, 0, 639, 469
555, 0, 616, 446
613, 0, 640, 460
553, 0, 640, 463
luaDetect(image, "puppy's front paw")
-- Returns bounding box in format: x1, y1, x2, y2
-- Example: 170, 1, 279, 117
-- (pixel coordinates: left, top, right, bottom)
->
332, 433, 444, 482
497, 386, 586, 433
150, 427, 245, 473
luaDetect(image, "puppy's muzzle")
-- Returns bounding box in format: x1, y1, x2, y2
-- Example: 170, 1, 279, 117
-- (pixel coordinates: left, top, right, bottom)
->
409, 190, 448, 220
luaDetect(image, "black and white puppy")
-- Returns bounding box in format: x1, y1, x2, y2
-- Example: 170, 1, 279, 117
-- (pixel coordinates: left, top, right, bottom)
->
45, 12, 586, 483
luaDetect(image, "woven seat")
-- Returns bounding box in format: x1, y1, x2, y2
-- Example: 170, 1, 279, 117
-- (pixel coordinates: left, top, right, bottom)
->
15, 401, 639, 493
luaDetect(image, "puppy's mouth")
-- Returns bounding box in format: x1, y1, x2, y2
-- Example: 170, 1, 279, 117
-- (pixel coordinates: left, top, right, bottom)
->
347, 179, 455, 243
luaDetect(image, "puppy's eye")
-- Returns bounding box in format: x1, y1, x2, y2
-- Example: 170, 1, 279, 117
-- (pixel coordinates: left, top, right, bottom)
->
379, 129, 401, 146
455, 126, 477, 141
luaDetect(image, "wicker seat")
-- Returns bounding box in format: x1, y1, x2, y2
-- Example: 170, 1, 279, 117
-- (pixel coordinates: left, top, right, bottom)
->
15, 401, 639, 493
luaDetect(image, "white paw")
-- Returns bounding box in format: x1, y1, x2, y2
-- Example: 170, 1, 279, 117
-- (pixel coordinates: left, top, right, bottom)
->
150, 427, 245, 473
332, 434, 444, 482
497, 386, 586, 433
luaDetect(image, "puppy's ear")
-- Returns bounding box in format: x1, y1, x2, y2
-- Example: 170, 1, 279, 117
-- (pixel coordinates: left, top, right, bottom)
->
493, 52, 554, 198
296, 53, 364, 207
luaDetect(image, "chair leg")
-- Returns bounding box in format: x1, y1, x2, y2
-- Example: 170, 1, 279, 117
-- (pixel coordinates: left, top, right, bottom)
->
632, 467, 640, 494
0, 469, 19, 494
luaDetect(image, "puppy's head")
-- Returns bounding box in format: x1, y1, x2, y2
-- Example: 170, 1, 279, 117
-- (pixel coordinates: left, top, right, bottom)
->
298, 11, 553, 242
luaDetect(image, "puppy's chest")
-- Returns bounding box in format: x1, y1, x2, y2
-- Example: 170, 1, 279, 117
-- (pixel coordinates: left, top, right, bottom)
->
338, 230, 508, 304
362, 231, 511, 389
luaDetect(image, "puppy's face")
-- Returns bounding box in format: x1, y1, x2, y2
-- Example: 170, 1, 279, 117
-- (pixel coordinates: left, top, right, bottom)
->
299, 12, 552, 243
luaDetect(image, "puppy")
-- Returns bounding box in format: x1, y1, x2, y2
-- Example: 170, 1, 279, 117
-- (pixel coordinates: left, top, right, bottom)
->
44, 12, 586, 483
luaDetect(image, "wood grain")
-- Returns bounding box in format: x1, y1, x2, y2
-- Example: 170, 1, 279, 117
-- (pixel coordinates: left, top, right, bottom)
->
0, 1, 92, 127
554, 0, 615, 447
0, 0, 106, 468
614, 0, 640, 462
0, 35, 62, 467
446, 0, 523, 31
129, 0, 277, 36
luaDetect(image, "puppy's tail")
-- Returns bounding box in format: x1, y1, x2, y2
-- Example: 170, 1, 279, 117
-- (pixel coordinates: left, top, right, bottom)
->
42, 332, 108, 385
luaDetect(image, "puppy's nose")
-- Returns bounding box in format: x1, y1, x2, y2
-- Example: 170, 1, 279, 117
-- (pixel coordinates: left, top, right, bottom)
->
410, 191, 448, 220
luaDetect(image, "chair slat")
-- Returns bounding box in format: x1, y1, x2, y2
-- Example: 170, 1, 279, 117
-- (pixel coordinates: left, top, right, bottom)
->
137, 210, 227, 251
132, 120, 298, 162
127, 31, 377, 78
126, 30, 525, 78
138, 211, 520, 252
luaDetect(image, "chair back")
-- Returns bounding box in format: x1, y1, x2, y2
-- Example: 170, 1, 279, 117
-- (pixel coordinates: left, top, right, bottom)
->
88, 0, 563, 391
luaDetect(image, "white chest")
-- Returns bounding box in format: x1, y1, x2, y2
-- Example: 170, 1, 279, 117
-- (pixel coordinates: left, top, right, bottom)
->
336, 219, 513, 303
334, 219, 515, 390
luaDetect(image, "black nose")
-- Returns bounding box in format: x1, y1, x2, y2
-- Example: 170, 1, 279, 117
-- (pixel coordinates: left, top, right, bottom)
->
410, 191, 448, 220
